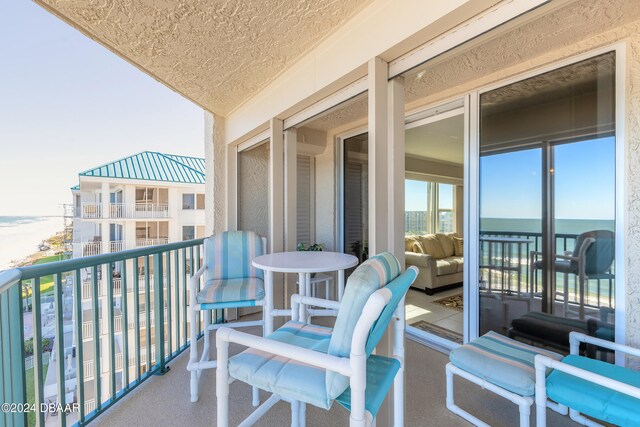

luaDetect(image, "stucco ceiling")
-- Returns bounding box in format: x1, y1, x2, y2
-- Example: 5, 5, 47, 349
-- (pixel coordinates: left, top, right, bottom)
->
36, 0, 374, 115
406, 115, 464, 164
404, 0, 640, 106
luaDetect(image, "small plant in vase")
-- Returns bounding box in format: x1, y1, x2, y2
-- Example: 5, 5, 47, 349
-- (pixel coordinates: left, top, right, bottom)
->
297, 242, 324, 277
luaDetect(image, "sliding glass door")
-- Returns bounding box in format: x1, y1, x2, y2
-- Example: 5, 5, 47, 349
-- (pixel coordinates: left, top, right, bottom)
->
478, 52, 616, 355
404, 104, 465, 345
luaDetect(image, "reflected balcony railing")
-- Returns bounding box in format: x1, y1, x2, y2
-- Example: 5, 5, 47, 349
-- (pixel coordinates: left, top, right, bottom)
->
479, 231, 615, 310
0, 238, 208, 426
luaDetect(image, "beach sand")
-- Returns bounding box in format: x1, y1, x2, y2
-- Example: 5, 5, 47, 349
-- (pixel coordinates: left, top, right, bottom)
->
0, 217, 64, 270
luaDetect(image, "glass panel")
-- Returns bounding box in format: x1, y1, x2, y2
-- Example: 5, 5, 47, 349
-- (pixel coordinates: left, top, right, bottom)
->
404, 110, 464, 344
438, 183, 454, 233
182, 226, 195, 241
182, 194, 195, 209
196, 194, 205, 210
405, 180, 430, 235
478, 52, 616, 359
343, 133, 368, 264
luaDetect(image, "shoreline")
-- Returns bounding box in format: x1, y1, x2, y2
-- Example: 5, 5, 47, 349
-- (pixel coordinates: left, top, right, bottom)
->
0, 217, 67, 270
10, 230, 68, 269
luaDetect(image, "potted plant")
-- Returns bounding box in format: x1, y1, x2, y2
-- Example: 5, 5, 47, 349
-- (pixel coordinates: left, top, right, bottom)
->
297, 242, 324, 277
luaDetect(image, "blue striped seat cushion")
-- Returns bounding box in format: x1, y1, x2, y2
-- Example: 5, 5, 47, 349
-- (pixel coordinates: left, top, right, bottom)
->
547, 355, 640, 426
204, 231, 264, 281
450, 331, 563, 396
196, 277, 264, 304
326, 253, 401, 400
229, 321, 334, 409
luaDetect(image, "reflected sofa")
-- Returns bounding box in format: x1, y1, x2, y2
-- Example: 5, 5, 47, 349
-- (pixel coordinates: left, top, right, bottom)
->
405, 233, 463, 294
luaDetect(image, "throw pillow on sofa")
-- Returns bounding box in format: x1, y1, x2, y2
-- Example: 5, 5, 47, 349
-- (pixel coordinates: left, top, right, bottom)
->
419, 235, 446, 259
436, 233, 456, 258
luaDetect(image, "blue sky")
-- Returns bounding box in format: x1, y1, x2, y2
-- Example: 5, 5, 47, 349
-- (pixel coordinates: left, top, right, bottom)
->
0, 1, 204, 216
479, 137, 615, 220
406, 137, 615, 220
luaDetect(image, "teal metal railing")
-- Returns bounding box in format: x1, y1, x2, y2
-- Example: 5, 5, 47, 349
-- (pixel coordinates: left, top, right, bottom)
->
0, 239, 205, 427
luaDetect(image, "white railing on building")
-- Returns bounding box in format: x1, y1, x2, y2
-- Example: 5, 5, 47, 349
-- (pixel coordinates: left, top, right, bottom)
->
135, 238, 169, 247
108, 239, 169, 253
109, 203, 170, 219
82, 321, 93, 340
74, 241, 102, 257
84, 399, 96, 415
84, 360, 94, 380
81, 202, 102, 219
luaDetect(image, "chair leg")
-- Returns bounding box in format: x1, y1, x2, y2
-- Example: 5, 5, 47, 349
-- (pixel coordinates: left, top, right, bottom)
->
252, 386, 260, 407
299, 402, 306, 427
216, 337, 230, 427
291, 400, 300, 427
189, 305, 199, 402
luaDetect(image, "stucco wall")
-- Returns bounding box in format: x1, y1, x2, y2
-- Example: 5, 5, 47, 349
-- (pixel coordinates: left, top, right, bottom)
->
237, 143, 270, 240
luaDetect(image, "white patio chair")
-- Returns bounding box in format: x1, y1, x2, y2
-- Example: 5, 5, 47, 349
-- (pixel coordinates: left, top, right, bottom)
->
187, 230, 267, 403
216, 252, 418, 427
535, 331, 640, 427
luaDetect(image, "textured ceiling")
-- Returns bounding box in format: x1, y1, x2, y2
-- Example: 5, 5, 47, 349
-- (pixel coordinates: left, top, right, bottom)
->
37, 0, 374, 115
404, 0, 640, 105
406, 114, 464, 164
304, 94, 368, 132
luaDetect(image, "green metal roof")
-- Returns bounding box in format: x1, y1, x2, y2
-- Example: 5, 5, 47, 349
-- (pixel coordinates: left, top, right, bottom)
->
79, 151, 205, 184
70, 185, 80, 191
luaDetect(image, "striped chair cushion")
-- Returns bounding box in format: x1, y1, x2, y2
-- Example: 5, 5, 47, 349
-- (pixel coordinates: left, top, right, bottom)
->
450, 331, 563, 396
326, 252, 401, 400
229, 321, 334, 409
196, 277, 264, 304
204, 231, 264, 282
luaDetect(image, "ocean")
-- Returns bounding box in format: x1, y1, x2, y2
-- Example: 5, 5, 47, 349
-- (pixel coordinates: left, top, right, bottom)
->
0, 216, 63, 270
480, 218, 615, 235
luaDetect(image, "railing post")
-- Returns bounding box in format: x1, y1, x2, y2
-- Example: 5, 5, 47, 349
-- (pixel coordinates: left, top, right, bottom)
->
153, 252, 168, 375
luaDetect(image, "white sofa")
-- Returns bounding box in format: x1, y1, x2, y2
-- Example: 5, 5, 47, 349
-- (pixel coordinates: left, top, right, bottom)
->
405, 233, 463, 294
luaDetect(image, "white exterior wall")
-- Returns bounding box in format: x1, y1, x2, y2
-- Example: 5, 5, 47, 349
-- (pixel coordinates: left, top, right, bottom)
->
72, 176, 206, 260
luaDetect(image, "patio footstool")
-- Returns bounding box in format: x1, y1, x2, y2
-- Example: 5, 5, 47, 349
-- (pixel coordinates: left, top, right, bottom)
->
446, 331, 563, 427
508, 312, 588, 353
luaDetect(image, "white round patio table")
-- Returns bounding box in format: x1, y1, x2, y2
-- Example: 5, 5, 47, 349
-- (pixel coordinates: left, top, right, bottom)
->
252, 251, 358, 334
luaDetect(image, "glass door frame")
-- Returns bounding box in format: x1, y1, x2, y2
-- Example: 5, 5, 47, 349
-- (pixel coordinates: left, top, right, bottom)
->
403, 98, 471, 349
470, 43, 627, 363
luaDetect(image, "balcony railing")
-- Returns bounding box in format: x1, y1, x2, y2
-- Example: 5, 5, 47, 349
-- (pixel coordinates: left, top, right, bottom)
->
0, 238, 206, 426
479, 230, 615, 309
109, 239, 169, 253
74, 241, 102, 257
80, 202, 101, 219
110, 203, 170, 219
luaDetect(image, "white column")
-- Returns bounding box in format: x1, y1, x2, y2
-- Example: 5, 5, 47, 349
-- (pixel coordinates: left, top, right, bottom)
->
368, 56, 393, 427
388, 76, 405, 266
368, 57, 389, 255
205, 111, 227, 235
284, 128, 298, 309
269, 118, 285, 329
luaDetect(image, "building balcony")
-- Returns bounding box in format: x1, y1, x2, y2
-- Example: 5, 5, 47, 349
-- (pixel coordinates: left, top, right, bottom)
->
110, 203, 170, 219
77, 202, 170, 219
74, 241, 102, 257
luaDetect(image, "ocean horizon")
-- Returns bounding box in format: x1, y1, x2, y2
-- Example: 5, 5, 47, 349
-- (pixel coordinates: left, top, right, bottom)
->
481, 217, 615, 235
0, 215, 63, 270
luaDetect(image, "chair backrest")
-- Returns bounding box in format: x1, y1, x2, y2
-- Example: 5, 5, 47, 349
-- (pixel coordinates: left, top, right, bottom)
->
325, 252, 401, 399
203, 231, 264, 282
571, 230, 614, 275
365, 267, 418, 356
